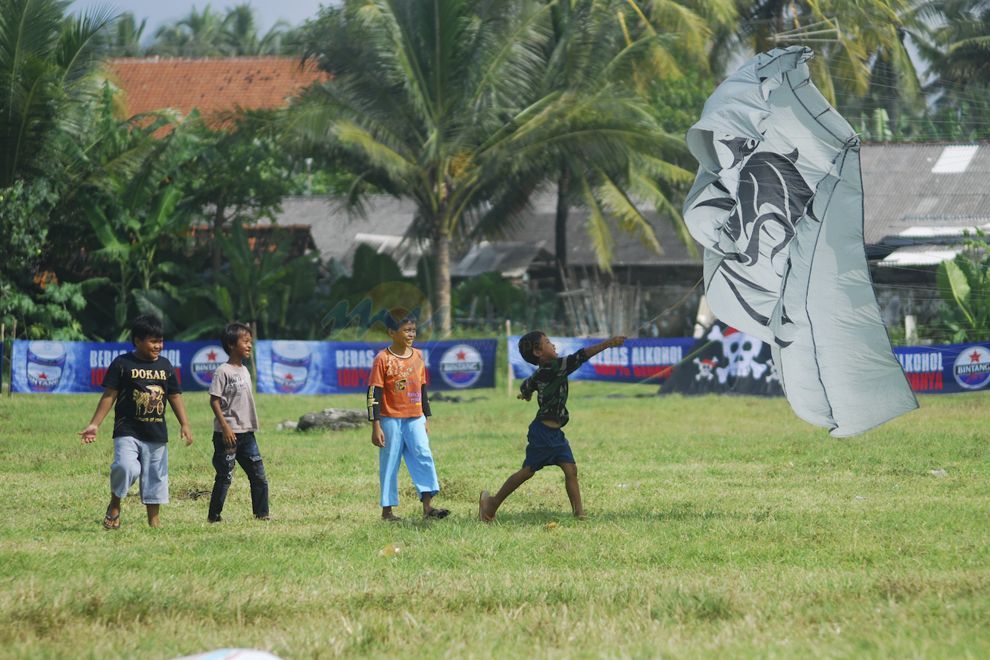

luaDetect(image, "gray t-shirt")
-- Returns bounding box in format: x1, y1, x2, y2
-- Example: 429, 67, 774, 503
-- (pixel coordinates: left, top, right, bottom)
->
209, 363, 259, 433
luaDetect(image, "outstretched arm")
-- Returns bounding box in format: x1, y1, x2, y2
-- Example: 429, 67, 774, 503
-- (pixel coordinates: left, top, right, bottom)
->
79, 389, 118, 443
559, 336, 626, 376
580, 336, 626, 360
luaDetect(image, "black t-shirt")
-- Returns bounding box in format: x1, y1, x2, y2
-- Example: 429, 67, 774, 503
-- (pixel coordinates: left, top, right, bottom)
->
103, 352, 181, 443
520, 349, 589, 427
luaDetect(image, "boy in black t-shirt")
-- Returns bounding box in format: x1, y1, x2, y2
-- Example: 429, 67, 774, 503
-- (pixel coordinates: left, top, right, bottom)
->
80, 315, 193, 528
479, 331, 625, 522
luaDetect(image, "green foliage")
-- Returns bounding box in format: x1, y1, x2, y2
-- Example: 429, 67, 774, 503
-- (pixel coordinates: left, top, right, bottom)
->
175, 222, 325, 341
0, 0, 116, 187
453, 272, 554, 329
936, 237, 990, 343
294, 0, 690, 332
0, 179, 90, 339
148, 3, 295, 57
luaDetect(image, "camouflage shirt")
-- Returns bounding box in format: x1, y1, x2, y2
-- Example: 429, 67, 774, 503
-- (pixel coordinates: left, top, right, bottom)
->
520, 349, 589, 427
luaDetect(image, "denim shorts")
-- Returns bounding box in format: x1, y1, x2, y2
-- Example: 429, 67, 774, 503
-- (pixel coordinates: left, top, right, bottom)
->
523, 420, 576, 471
111, 436, 169, 504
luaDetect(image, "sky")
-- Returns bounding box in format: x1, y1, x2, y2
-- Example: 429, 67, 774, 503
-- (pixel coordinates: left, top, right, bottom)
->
71, 0, 334, 37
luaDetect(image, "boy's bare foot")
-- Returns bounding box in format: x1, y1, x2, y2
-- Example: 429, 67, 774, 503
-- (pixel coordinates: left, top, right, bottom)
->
102, 506, 120, 530
382, 512, 402, 522
479, 490, 495, 522
574, 511, 587, 520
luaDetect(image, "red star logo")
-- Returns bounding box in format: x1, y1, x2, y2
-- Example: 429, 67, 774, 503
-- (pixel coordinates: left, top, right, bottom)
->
38, 372, 47, 380
207, 350, 217, 361
456, 351, 466, 360
284, 373, 294, 380
970, 351, 982, 363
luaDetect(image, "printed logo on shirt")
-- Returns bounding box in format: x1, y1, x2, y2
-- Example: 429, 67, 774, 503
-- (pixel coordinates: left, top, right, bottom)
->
134, 385, 165, 418
191, 345, 228, 388
439, 344, 483, 388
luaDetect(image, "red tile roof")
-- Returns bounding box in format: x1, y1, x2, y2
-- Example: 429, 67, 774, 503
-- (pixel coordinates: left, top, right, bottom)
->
106, 57, 328, 121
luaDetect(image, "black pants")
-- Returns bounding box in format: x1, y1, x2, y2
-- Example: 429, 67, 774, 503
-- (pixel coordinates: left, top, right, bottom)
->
208, 432, 269, 520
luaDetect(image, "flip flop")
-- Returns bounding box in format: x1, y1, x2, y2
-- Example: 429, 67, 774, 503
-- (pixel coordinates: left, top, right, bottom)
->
102, 511, 120, 530
425, 507, 450, 519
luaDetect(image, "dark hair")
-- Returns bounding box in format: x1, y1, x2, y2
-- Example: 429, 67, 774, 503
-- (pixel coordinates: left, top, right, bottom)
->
221, 322, 252, 352
385, 308, 418, 332
131, 314, 164, 342
518, 331, 545, 365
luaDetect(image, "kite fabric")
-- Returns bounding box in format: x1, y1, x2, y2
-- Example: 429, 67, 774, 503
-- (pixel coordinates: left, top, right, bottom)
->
682, 46, 917, 437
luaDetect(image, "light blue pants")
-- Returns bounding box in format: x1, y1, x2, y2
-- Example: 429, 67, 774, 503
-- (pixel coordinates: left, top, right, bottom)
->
111, 436, 169, 504
379, 416, 440, 507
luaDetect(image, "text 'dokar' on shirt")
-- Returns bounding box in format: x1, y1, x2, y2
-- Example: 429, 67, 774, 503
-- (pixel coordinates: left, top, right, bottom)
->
103, 352, 182, 443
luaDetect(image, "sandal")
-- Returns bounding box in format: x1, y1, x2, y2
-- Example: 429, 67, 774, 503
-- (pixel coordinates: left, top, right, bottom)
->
425, 507, 450, 519
102, 510, 120, 530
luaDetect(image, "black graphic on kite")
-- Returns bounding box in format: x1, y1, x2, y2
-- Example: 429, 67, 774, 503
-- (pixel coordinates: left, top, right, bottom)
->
681, 46, 917, 437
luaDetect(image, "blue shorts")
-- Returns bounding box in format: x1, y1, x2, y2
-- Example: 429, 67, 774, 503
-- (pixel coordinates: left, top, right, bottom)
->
523, 420, 575, 471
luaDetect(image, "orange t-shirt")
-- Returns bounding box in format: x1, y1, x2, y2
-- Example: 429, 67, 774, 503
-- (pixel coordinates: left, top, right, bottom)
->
369, 348, 428, 418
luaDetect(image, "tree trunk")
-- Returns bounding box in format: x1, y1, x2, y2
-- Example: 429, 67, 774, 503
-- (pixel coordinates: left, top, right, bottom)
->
434, 229, 452, 337
554, 167, 571, 292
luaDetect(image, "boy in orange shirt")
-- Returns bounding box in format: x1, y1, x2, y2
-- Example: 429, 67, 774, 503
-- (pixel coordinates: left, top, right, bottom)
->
367, 311, 449, 521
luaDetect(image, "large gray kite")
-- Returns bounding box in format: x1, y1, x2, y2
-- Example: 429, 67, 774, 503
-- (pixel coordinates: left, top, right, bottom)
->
683, 46, 917, 436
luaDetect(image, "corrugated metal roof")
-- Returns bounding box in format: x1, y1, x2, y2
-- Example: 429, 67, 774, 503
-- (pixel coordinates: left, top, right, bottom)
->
861, 143, 990, 245
274, 143, 990, 272
879, 244, 965, 267
451, 241, 553, 278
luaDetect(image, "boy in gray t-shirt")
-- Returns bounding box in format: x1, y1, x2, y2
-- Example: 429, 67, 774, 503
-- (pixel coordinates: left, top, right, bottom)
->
207, 323, 269, 522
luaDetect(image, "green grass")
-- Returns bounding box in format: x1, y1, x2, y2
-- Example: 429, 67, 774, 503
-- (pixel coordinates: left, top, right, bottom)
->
1, 385, 988, 658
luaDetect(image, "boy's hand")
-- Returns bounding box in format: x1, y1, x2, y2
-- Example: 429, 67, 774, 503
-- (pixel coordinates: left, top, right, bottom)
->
517, 392, 532, 401
222, 425, 237, 449
607, 336, 627, 348
79, 424, 99, 444
424, 418, 430, 435
371, 423, 385, 448
181, 424, 194, 446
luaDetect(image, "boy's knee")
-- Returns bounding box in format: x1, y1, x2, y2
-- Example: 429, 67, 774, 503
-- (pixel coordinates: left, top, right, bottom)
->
112, 459, 140, 477
248, 457, 268, 484
560, 463, 578, 478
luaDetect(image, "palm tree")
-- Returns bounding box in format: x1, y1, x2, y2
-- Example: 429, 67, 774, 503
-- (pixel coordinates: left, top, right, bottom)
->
292, 0, 681, 335
536, 0, 734, 288
723, 0, 928, 115
150, 5, 225, 57
912, 1, 990, 139
107, 11, 146, 57
0, 0, 117, 188
222, 3, 289, 55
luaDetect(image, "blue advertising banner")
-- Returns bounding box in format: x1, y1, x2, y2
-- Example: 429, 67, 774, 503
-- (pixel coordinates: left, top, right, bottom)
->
508, 336, 695, 384
894, 341, 990, 394
255, 339, 497, 394
10, 340, 230, 393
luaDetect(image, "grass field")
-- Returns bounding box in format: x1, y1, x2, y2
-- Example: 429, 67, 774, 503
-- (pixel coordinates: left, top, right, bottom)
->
1, 385, 988, 658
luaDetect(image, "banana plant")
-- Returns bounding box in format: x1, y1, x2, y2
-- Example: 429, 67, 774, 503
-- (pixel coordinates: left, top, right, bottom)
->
936, 236, 990, 343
